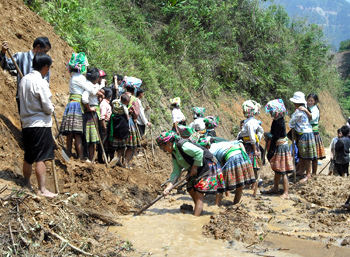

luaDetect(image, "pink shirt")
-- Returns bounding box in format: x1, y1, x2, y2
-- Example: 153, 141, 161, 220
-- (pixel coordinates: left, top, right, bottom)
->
100, 99, 112, 121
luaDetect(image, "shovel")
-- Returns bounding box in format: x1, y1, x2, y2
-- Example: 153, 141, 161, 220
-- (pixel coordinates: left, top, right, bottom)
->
135, 174, 190, 216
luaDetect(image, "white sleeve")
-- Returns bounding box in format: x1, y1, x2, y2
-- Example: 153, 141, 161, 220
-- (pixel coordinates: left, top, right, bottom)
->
82, 90, 89, 104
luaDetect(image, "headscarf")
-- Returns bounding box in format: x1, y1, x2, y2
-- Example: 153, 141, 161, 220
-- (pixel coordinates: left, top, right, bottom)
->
265, 99, 287, 119
242, 100, 261, 117
177, 125, 196, 138
156, 131, 178, 146
204, 116, 219, 129
192, 107, 206, 118
67, 52, 89, 74
198, 137, 211, 148
170, 97, 181, 106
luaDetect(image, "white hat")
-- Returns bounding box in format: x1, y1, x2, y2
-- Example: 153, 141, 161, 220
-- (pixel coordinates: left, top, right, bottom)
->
290, 91, 306, 105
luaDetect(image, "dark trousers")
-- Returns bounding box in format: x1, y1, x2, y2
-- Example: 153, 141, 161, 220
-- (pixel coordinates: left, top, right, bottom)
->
335, 163, 349, 176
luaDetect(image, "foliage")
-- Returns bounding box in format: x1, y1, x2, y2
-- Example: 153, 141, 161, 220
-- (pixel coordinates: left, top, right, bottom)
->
339, 39, 350, 52
24, 0, 343, 120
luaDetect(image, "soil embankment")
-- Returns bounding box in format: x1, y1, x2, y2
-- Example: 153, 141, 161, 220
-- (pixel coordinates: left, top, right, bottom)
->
0, 0, 349, 256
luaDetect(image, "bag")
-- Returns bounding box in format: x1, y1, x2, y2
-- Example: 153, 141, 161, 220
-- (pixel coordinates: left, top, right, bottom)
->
125, 76, 142, 89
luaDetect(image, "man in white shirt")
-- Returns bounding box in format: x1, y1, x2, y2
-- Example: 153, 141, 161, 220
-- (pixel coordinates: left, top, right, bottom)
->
19, 53, 56, 198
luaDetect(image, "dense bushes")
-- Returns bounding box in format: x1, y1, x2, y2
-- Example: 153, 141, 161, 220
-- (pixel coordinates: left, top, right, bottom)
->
25, 0, 343, 116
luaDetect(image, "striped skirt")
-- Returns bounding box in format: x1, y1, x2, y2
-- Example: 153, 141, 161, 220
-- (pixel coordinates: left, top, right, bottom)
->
297, 132, 317, 160
243, 142, 261, 170
269, 140, 294, 175
112, 117, 140, 149
188, 160, 226, 194
222, 153, 256, 190
60, 101, 84, 135
84, 112, 99, 144
314, 133, 326, 160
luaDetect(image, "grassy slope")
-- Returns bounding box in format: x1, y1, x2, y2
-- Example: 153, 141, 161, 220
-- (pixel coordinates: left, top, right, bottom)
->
25, 0, 346, 141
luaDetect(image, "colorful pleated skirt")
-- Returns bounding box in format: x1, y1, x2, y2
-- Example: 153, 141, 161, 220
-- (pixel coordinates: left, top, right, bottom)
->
188, 160, 226, 194
243, 142, 261, 170
60, 101, 84, 135
112, 117, 140, 149
83, 112, 99, 144
269, 139, 294, 175
314, 133, 326, 160
222, 153, 256, 190
297, 132, 317, 160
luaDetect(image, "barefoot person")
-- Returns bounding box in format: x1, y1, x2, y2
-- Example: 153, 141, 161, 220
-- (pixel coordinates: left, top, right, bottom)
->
264, 99, 293, 199
209, 140, 256, 205
18, 53, 56, 197
289, 92, 317, 182
157, 132, 225, 216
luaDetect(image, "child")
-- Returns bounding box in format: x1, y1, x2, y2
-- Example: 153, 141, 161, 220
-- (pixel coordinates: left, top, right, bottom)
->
298, 93, 326, 175
82, 68, 104, 162
98, 87, 113, 163
18, 53, 56, 197
111, 84, 140, 169
289, 91, 317, 182
329, 129, 342, 175
109, 94, 130, 167
334, 126, 350, 177
170, 97, 186, 134
263, 99, 293, 199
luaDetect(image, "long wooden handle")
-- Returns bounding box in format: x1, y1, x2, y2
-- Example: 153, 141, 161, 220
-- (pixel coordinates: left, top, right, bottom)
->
52, 160, 59, 194
136, 175, 190, 215
7, 48, 24, 79
135, 124, 150, 170
91, 113, 109, 167
318, 159, 332, 175
150, 128, 155, 158
291, 129, 297, 183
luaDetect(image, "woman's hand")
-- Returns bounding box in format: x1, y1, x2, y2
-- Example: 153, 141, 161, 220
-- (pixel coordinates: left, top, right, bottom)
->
298, 106, 307, 112
254, 150, 259, 157
163, 188, 170, 196
190, 165, 198, 176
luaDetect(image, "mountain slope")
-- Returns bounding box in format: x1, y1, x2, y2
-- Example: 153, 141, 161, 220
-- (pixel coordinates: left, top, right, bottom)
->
275, 0, 350, 49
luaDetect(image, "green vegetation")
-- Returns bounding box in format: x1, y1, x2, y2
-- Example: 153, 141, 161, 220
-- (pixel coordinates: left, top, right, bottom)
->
24, 0, 343, 120
339, 39, 350, 52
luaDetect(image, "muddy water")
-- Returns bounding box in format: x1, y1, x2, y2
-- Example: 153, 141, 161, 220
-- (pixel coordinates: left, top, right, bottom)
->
110, 193, 301, 257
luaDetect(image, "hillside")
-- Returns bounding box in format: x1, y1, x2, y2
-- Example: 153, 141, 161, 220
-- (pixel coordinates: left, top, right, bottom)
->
275, 0, 350, 50
335, 50, 350, 79
0, 0, 349, 255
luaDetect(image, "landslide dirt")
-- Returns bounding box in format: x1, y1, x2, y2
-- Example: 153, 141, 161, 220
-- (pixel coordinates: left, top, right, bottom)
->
0, 0, 349, 256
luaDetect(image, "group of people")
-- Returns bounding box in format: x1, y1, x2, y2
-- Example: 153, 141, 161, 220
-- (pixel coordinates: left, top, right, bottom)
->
0, 37, 152, 197
58, 52, 151, 169
0, 37, 343, 216
157, 91, 327, 216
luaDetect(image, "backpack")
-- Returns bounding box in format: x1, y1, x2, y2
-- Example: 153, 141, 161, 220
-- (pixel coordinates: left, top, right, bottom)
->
172, 138, 215, 177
